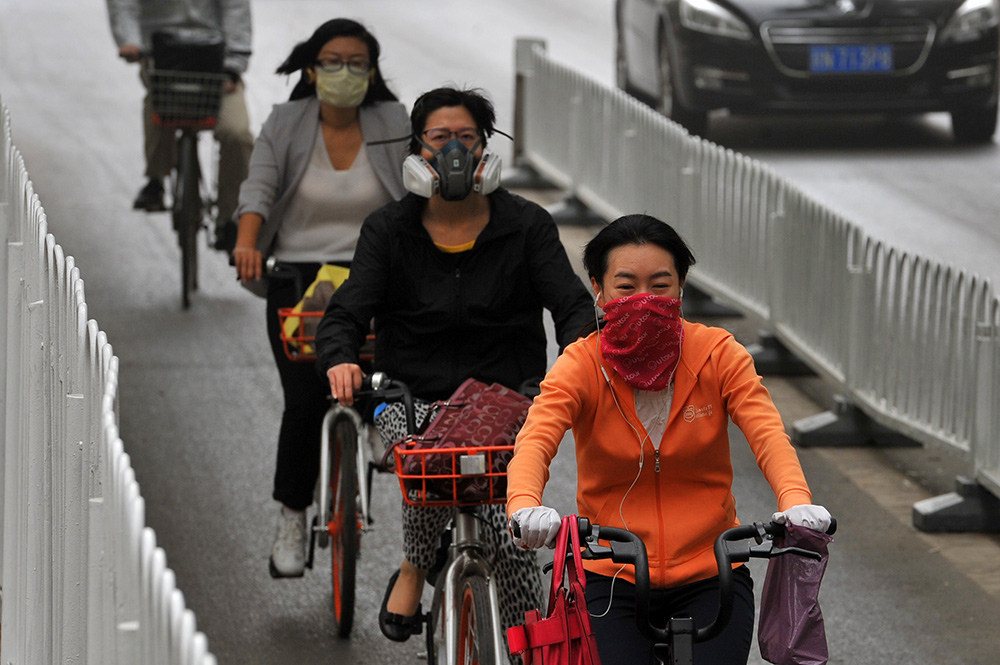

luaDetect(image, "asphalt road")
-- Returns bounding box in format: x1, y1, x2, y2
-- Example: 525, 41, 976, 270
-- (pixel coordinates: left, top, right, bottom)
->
2, 1, 999, 664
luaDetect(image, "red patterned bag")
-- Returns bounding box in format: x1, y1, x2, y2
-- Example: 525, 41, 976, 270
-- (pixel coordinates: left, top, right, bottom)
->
388, 378, 532, 505
507, 515, 601, 665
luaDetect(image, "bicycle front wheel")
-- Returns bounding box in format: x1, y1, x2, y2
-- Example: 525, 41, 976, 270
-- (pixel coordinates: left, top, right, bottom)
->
458, 576, 497, 665
173, 132, 201, 309
430, 575, 498, 665
329, 415, 359, 638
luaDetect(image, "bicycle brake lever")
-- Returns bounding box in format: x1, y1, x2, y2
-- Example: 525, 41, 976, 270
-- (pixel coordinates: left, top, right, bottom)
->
579, 541, 614, 560
771, 545, 822, 561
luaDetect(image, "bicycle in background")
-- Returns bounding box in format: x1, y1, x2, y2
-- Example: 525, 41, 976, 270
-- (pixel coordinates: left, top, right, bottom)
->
274, 259, 381, 638
148, 28, 227, 309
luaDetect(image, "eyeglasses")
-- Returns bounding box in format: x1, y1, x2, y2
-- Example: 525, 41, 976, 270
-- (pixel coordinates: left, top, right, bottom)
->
421, 127, 481, 149
315, 58, 371, 75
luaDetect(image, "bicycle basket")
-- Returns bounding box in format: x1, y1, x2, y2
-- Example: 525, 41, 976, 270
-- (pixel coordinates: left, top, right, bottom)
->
277, 308, 375, 364
150, 27, 226, 128
391, 441, 514, 507
149, 69, 226, 129
278, 308, 323, 361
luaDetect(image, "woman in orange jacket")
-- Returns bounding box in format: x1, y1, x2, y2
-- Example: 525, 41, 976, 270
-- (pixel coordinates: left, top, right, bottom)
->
506, 214, 831, 665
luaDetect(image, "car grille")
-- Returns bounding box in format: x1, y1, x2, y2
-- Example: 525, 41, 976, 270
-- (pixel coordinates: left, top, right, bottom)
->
761, 21, 936, 78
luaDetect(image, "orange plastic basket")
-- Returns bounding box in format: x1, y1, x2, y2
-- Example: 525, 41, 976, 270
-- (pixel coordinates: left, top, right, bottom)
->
391, 441, 513, 507
278, 308, 323, 361
278, 308, 375, 364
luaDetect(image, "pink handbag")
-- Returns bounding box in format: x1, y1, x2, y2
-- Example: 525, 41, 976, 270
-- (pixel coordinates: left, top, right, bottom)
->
507, 516, 602, 665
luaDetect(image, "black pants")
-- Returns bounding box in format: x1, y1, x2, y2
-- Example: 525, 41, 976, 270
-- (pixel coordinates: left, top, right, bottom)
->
266, 262, 331, 511
585, 565, 754, 665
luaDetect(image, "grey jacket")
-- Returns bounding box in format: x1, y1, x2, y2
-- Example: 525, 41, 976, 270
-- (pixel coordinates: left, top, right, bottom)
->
106, 0, 252, 73
236, 97, 410, 295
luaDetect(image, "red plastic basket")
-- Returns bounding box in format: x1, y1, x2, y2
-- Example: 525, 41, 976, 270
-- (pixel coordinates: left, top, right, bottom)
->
278, 308, 323, 361
391, 441, 514, 507
277, 308, 373, 364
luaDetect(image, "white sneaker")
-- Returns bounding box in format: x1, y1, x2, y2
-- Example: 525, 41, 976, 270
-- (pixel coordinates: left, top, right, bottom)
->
269, 509, 307, 578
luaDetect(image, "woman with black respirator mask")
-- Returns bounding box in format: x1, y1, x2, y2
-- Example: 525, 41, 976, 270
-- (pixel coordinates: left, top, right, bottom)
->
314, 87, 594, 650
506, 214, 831, 665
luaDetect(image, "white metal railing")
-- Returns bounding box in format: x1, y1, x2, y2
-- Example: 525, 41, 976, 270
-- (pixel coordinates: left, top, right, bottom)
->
514, 40, 1000, 503
1, 98, 217, 664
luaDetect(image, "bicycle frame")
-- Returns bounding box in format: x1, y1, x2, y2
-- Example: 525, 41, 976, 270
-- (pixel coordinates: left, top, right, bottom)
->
432, 509, 506, 665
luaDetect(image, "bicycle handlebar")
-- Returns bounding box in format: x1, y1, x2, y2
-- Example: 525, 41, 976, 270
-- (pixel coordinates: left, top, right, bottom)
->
544, 516, 836, 647
359, 372, 418, 434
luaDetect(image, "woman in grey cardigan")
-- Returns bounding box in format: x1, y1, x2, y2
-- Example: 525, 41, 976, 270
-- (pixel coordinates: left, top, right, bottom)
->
232, 18, 408, 578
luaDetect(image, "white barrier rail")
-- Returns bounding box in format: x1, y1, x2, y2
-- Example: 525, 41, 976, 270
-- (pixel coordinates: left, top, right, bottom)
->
1, 99, 217, 664
515, 41, 1000, 516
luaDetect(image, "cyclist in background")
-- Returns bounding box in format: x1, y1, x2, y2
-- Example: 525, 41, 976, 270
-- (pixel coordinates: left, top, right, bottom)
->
506, 214, 832, 665
106, 0, 253, 251
233, 19, 409, 579
316, 87, 594, 647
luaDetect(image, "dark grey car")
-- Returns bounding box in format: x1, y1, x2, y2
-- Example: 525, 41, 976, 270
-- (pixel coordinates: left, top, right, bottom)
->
615, 0, 999, 142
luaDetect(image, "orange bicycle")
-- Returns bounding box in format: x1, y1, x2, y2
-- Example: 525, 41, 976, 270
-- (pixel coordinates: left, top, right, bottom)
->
274, 261, 378, 638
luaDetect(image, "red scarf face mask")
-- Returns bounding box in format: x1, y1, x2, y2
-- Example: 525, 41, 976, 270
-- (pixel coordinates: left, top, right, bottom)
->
599, 294, 683, 391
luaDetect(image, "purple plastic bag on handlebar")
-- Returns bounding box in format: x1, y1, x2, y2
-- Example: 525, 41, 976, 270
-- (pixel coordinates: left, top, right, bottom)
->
758, 522, 833, 665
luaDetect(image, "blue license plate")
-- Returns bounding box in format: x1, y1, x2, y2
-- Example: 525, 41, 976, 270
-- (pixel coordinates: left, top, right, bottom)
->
809, 44, 893, 73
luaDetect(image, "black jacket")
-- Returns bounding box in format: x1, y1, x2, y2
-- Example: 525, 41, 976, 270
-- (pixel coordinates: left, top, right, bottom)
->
315, 189, 594, 400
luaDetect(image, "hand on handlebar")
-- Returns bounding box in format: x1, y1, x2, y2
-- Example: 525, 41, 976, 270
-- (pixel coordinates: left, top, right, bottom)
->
771, 504, 832, 533
118, 44, 142, 63
327, 363, 365, 407
509, 506, 561, 550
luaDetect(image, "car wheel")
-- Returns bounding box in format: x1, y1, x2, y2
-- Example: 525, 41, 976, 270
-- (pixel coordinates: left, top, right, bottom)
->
656, 28, 708, 136
951, 102, 997, 144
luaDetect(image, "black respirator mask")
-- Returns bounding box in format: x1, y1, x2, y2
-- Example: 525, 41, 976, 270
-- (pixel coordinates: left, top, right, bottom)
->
403, 136, 502, 201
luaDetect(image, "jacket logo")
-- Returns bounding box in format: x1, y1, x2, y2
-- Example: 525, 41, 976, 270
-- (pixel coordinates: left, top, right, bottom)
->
683, 404, 713, 423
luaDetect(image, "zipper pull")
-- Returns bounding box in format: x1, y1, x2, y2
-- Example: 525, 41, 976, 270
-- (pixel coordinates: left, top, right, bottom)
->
654, 449, 661, 473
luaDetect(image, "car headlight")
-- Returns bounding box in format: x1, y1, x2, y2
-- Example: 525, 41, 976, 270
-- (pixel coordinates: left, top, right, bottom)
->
941, 0, 999, 43
680, 0, 753, 41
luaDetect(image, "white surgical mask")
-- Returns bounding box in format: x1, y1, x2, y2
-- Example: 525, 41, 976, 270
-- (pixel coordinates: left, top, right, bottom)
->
315, 68, 369, 108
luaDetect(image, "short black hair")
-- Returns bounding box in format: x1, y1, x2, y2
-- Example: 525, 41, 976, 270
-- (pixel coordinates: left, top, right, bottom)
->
583, 214, 696, 286
276, 18, 397, 104
408, 87, 496, 154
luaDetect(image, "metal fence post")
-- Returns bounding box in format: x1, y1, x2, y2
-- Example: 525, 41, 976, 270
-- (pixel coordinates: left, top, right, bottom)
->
504, 38, 553, 189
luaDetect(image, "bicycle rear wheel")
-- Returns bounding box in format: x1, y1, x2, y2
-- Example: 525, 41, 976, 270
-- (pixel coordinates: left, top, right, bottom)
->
173, 131, 201, 309
328, 415, 359, 638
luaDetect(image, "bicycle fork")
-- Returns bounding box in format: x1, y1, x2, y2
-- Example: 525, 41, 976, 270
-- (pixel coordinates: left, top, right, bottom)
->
439, 511, 506, 665
314, 407, 370, 542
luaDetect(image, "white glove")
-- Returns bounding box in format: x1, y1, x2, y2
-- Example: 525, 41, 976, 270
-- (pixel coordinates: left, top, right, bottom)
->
510, 506, 561, 550
772, 504, 832, 533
